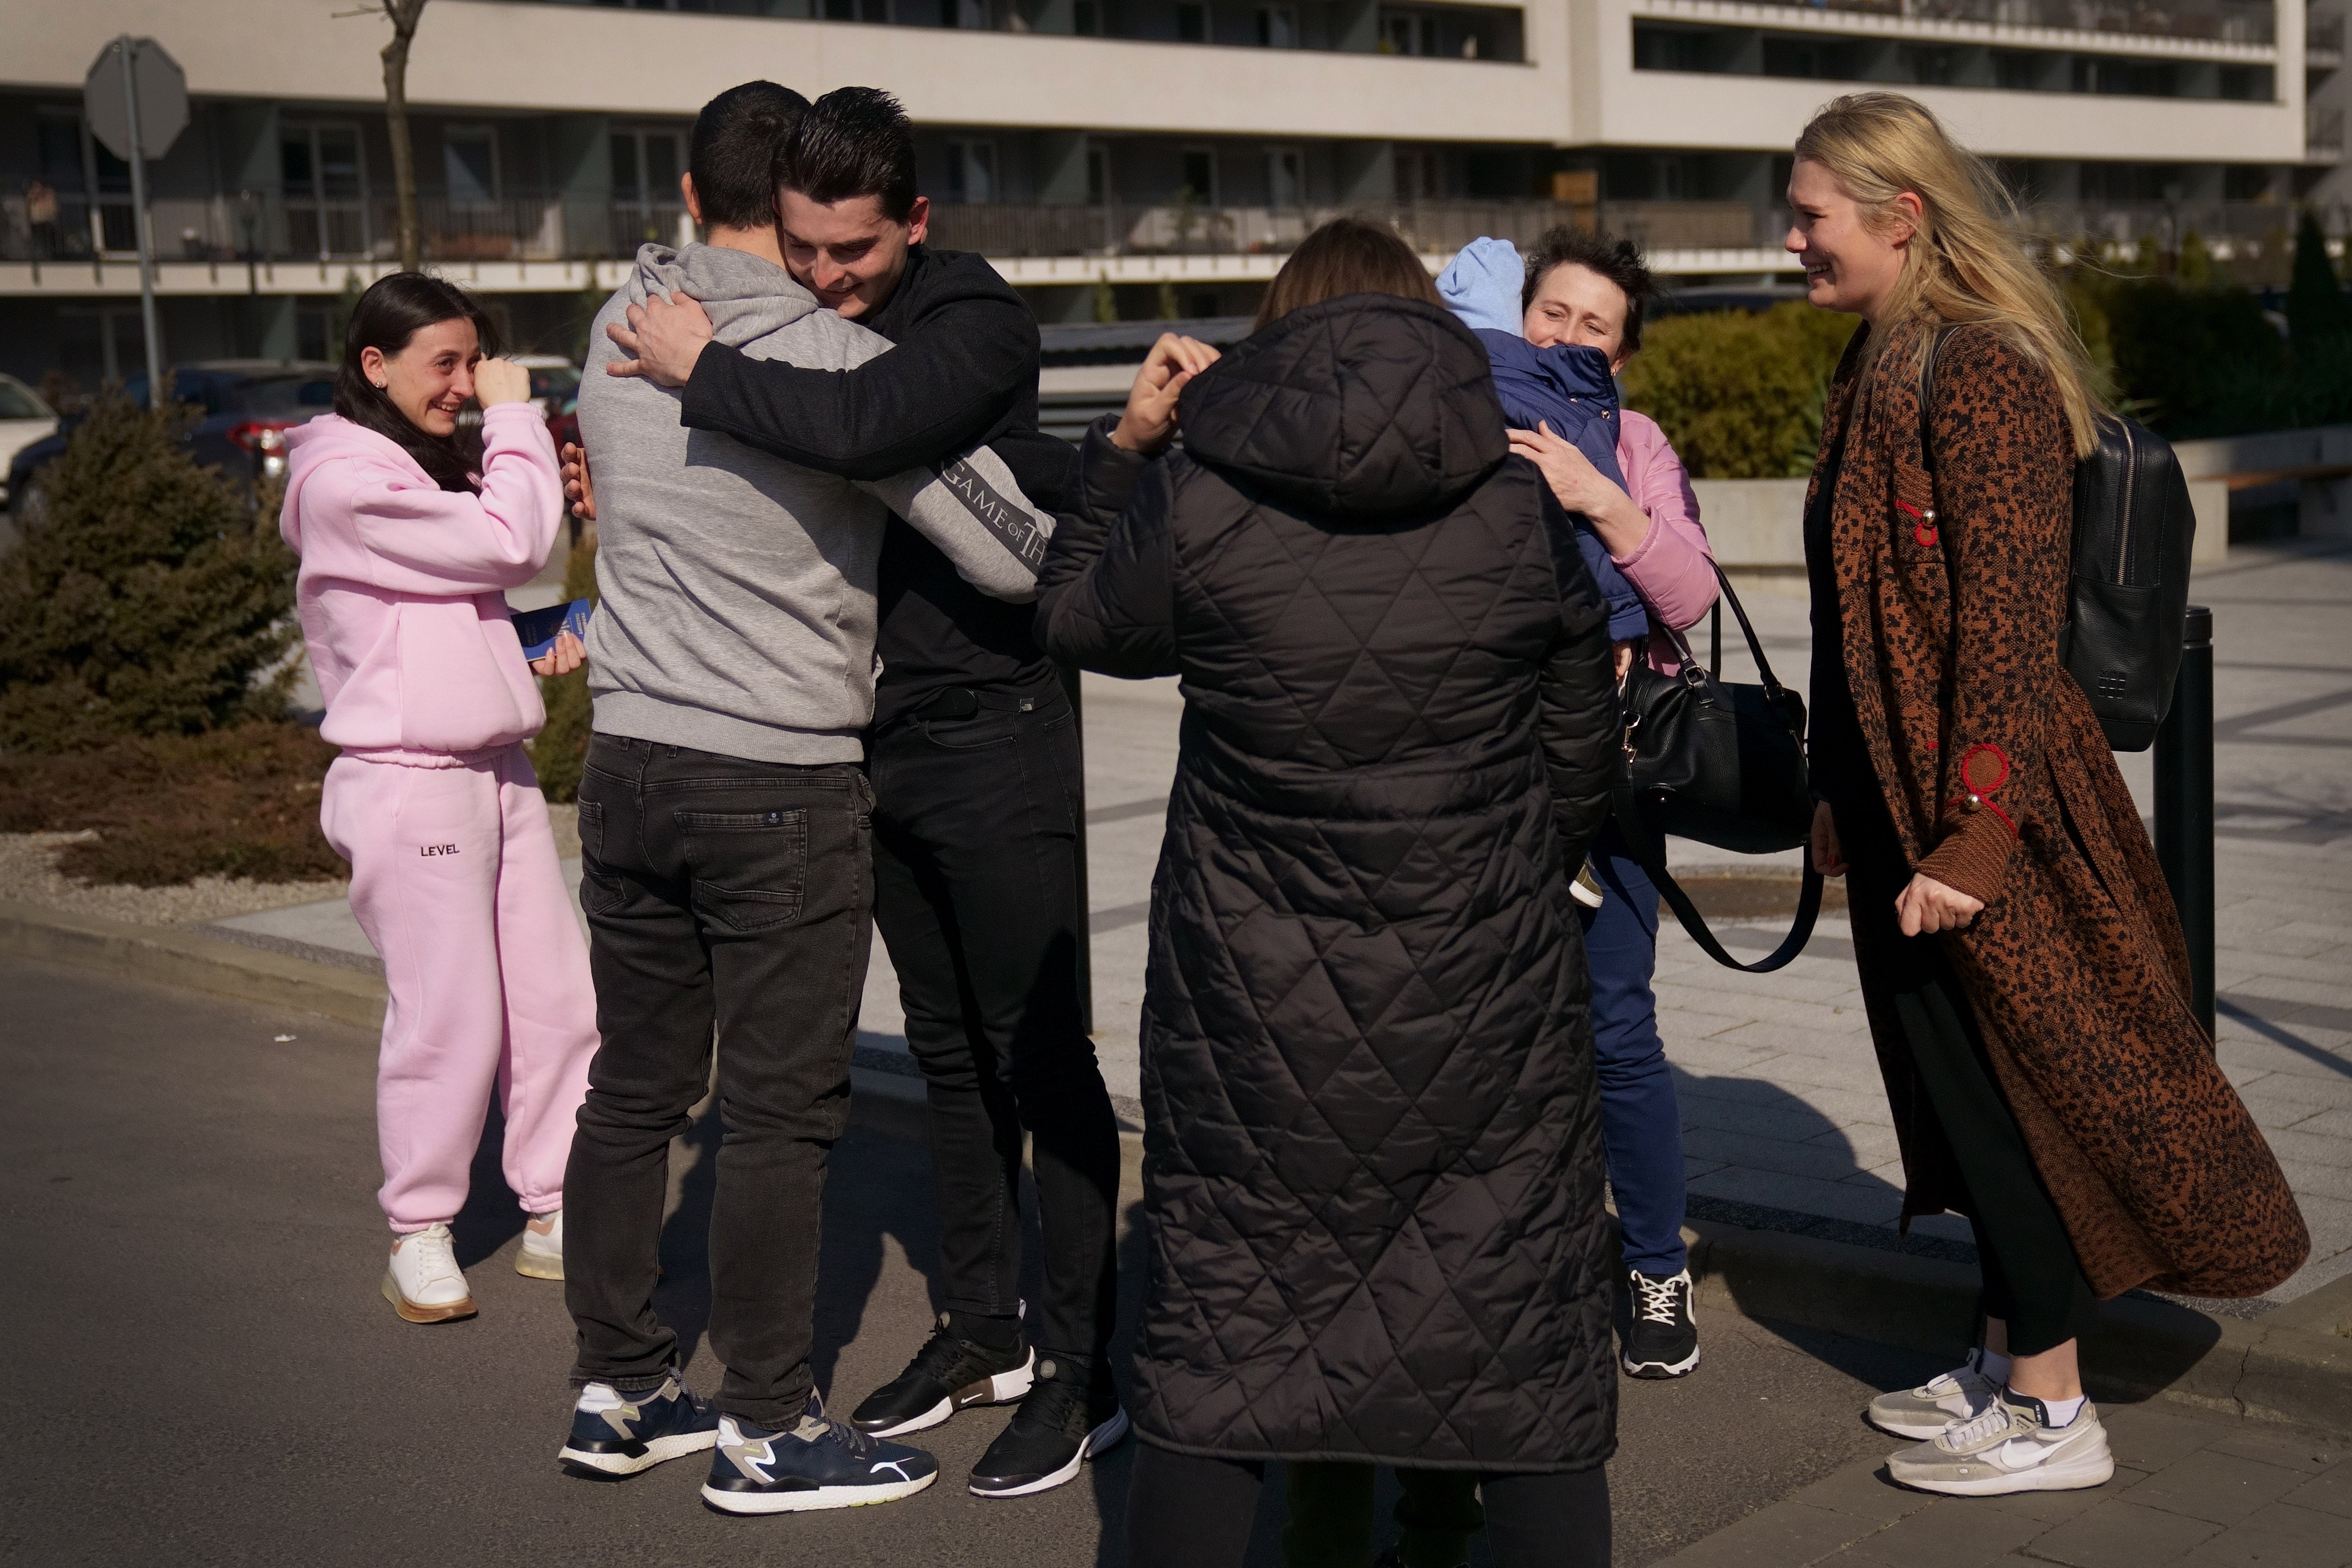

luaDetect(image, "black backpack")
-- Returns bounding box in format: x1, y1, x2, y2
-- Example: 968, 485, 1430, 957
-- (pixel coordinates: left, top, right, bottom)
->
1924, 329, 2195, 752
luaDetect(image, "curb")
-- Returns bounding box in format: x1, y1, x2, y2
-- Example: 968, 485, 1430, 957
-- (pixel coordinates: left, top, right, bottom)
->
5, 898, 2346, 1434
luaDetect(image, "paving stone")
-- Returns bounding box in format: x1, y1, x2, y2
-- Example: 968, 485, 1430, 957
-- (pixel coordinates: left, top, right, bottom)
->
2102, 1406, 2229, 1473
2199, 1432, 2343, 1476
1841, 1503, 2048, 1568
1682, 1124, 1886, 1183
2023, 1497, 2226, 1568
1648, 1500, 1875, 1568
2279, 1460, 2352, 1521
1786, 1460, 1938, 1526
2123, 1450, 2312, 1525
2171, 1502, 2352, 1568
1686, 1166, 1903, 1225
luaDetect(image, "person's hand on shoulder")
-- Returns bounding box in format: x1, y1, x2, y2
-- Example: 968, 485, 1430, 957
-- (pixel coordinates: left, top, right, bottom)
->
1112, 334, 1221, 455
607, 291, 715, 387
473, 358, 533, 408
561, 442, 596, 523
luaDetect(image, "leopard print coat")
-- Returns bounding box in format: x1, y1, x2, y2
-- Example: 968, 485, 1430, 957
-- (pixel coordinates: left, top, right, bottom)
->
1812, 318, 2307, 1300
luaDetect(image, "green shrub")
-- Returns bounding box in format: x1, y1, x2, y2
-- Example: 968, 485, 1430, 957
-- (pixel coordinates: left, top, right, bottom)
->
1620, 302, 1860, 478
528, 534, 598, 802
2090, 275, 2288, 437
2286, 211, 2352, 359
0, 393, 298, 752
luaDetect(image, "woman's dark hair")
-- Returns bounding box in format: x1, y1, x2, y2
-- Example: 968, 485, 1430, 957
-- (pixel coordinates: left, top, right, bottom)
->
1253, 218, 1442, 331
332, 272, 499, 493
692, 80, 810, 231
1520, 227, 1657, 356
777, 86, 918, 223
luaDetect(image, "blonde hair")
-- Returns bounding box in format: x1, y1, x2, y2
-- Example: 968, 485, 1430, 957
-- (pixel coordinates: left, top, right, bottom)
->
1795, 92, 2100, 456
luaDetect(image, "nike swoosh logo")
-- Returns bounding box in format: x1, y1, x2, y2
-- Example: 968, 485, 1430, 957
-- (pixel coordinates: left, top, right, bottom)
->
1996, 1438, 2061, 1469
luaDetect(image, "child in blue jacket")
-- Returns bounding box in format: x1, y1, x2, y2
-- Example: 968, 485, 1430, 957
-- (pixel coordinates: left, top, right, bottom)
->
1438, 236, 1649, 654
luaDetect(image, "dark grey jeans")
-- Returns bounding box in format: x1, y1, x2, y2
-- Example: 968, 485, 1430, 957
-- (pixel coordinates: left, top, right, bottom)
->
562, 734, 872, 1426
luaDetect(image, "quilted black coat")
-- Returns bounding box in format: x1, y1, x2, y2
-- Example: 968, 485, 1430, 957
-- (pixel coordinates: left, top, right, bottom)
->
1035, 294, 1622, 1470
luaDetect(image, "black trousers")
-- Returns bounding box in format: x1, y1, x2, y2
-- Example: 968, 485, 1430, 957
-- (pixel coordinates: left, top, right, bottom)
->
563, 736, 873, 1426
1125, 1445, 1611, 1568
1837, 794, 2100, 1358
869, 684, 1120, 1362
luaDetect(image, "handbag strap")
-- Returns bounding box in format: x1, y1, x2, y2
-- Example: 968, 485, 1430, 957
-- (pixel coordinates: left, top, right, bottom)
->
1609, 785, 1826, 974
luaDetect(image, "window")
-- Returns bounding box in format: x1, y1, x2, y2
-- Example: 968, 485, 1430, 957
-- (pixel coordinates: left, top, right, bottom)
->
1256, 4, 1295, 46
612, 128, 687, 246
1176, 2, 1208, 42
1086, 145, 1112, 205
281, 124, 368, 257
1761, 36, 1856, 78
1395, 148, 1440, 200
444, 127, 498, 205
1385, 11, 1438, 54
946, 140, 997, 204
2218, 64, 2273, 100
2223, 165, 2275, 200
1179, 147, 1219, 205
1265, 146, 1304, 208
1074, 0, 1099, 30
830, 0, 892, 16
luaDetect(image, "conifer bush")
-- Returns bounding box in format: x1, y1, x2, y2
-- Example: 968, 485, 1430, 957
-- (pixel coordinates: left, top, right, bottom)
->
0, 393, 298, 752
528, 532, 598, 802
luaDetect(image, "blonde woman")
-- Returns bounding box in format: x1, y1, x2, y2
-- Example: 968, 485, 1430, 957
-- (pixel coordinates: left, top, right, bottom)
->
1789, 93, 2305, 1497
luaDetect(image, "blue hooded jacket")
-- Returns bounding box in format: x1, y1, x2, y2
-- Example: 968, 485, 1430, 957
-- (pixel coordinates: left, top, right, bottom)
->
1438, 238, 1649, 643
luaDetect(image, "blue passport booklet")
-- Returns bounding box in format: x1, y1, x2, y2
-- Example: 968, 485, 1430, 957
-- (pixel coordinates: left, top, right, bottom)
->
511, 598, 593, 661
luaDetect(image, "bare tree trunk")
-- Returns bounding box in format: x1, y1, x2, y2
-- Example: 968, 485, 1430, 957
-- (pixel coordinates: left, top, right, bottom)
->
380, 0, 431, 273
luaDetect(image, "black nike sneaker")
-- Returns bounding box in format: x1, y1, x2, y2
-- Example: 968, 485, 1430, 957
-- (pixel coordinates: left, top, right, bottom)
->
967, 1354, 1130, 1499
1621, 1266, 1702, 1379
849, 1311, 1034, 1438
702, 1393, 938, 1515
558, 1368, 721, 1478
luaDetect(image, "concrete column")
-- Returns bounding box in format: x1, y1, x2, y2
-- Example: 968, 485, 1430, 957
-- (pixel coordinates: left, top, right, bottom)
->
548, 115, 613, 258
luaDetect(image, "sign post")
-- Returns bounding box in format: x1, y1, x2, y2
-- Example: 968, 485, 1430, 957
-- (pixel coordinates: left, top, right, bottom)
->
83, 37, 188, 402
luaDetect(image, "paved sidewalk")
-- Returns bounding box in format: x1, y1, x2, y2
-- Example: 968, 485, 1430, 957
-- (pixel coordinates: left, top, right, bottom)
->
1652, 1401, 2352, 1568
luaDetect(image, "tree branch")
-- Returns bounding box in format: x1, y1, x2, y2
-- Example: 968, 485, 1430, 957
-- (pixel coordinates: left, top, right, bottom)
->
379, 0, 431, 273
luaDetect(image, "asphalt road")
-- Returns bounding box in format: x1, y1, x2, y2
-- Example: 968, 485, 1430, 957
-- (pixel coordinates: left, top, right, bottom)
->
0, 953, 1944, 1566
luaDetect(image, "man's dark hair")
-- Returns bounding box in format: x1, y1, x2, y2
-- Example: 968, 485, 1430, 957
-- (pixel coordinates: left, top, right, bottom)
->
776, 86, 919, 222
1521, 226, 1658, 356
690, 81, 811, 231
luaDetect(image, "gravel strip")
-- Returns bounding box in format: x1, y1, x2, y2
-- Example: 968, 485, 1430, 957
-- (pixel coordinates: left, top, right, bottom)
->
0, 833, 347, 927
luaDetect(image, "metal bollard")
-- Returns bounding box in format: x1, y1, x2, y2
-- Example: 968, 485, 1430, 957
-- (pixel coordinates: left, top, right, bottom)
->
1060, 661, 1095, 1035
2153, 605, 2215, 1040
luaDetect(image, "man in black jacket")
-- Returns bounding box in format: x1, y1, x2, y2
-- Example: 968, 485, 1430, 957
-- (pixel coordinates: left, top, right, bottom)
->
606, 86, 1125, 1501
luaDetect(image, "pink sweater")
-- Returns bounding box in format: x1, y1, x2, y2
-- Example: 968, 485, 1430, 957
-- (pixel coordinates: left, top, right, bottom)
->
281, 405, 565, 758
1611, 408, 1718, 673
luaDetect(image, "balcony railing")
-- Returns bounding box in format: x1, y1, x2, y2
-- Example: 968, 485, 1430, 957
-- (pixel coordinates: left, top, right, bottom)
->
2307, 12, 2344, 56
1731, 0, 2276, 46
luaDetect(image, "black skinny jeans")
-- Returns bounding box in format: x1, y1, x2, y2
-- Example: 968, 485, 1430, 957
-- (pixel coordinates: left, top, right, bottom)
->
563, 736, 873, 1426
1125, 1446, 1611, 1568
869, 684, 1121, 1363
1837, 795, 2100, 1358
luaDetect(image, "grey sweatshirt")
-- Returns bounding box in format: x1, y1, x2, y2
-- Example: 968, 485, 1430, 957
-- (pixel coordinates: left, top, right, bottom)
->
577, 242, 1052, 764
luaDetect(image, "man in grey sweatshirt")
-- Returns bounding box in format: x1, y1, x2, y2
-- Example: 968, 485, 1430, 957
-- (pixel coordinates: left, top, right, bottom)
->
555, 82, 1045, 1514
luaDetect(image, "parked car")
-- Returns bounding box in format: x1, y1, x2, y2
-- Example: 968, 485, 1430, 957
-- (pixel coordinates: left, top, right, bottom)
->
0, 373, 59, 513
5, 360, 337, 521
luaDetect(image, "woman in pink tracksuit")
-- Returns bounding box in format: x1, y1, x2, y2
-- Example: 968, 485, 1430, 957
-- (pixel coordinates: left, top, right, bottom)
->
281, 272, 598, 1326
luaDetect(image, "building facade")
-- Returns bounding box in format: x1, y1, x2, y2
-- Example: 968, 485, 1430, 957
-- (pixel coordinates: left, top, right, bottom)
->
0, 0, 2339, 393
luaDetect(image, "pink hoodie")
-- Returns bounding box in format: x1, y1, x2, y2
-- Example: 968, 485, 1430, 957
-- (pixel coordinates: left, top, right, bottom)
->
1611, 408, 1718, 674
281, 404, 564, 758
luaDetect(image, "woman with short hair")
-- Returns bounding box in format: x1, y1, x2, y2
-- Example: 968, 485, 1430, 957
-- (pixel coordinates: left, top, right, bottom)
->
1790, 92, 2305, 1496
1037, 216, 1622, 1566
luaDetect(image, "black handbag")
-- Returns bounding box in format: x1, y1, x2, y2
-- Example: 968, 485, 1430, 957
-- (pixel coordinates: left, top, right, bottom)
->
1610, 562, 1825, 973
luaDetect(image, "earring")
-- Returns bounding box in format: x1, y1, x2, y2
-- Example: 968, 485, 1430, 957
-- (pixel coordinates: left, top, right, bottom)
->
370, 378, 387, 390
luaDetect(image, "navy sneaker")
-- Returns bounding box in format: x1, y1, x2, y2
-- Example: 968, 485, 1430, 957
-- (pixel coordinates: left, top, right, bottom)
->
702, 1393, 939, 1515
558, 1370, 720, 1479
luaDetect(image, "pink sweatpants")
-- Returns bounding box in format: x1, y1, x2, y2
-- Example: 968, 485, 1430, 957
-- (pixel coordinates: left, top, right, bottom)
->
321, 745, 598, 1232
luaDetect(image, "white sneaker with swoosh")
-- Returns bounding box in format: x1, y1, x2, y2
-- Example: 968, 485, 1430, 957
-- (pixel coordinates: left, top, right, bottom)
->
1886, 1393, 2114, 1497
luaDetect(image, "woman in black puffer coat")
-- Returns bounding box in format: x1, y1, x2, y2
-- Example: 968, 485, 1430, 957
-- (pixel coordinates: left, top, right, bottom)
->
1035, 220, 1622, 1568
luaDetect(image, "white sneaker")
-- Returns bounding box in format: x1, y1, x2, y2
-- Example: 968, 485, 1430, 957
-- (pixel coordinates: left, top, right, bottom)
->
517, 1209, 563, 1281
1886, 1393, 2115, 1497
1868, 1357, 2000, 1439
382, 1222, 477, 1324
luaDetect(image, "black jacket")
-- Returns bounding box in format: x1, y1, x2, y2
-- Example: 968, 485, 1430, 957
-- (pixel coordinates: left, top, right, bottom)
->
1035, 294, 1621, 1469
680, 245, 1077, 728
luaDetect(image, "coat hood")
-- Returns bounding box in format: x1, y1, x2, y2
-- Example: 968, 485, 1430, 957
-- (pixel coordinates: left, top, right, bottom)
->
281, 412, 430, 554
626, 241, 822, 349
1177, 293, 1508, 519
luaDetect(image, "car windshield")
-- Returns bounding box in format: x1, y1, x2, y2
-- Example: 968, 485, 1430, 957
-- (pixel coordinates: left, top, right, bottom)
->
528, 365, 580, 400
230, 377, 337, 417
0, 381, 52, 419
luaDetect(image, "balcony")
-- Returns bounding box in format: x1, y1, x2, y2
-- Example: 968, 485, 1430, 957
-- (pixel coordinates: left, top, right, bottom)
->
1700, 0, 2277, 46
2312, 106, 2347, 159
2311, 12, 2346, 64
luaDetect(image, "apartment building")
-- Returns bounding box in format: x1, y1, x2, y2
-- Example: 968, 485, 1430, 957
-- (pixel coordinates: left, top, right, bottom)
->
0, 0, 2337, 392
